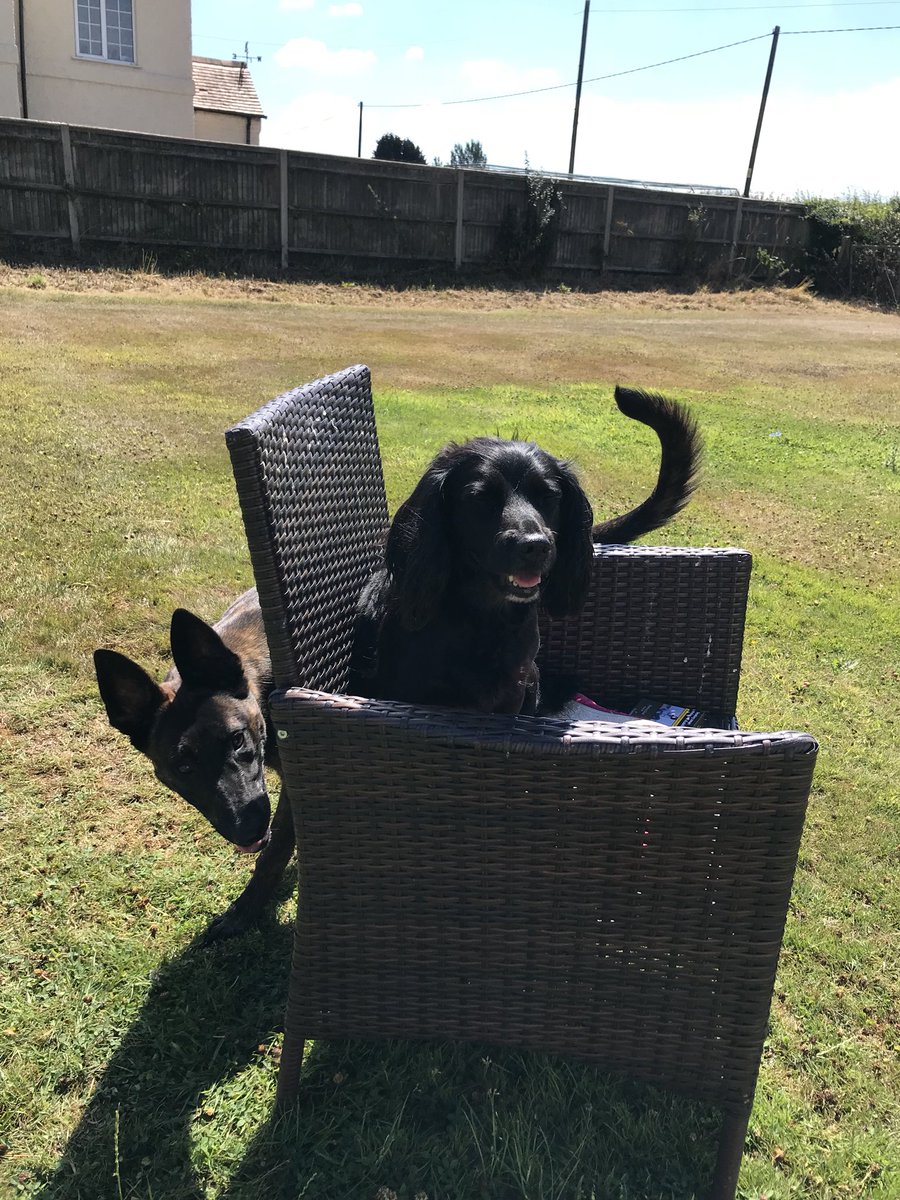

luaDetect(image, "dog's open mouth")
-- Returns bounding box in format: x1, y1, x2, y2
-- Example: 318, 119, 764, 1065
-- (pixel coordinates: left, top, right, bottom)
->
236, 827, 272, 855
504, 572, 542, 601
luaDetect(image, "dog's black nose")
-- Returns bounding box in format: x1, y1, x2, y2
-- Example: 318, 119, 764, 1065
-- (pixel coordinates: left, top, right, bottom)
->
233, 795, 270, 844
514, 532, 553, 564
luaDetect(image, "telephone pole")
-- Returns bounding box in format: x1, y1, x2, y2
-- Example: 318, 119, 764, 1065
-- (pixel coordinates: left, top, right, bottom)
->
743, 26, 780, 198
358, 101, 363, 157
568, 0, 590, 176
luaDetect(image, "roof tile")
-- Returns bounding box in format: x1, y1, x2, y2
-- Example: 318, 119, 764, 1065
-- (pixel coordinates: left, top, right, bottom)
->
192, 57, 265, 118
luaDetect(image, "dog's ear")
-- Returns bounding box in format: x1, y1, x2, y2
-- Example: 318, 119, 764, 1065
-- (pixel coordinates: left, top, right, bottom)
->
94, 649, 169, 751
169, 609, 248, 696
542, 461, 594, 618
385, 459, 453, 630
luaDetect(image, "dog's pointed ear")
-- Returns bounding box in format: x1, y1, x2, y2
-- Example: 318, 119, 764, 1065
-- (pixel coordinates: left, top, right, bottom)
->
385, 460, 453, 630
94, 649, 169, 751
542, 462, 595, 618
169, 609, 248, 696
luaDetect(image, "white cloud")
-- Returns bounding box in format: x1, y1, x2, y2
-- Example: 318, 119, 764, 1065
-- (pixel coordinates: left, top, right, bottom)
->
460, 59, 560, 96
280, 0, 315, 9
263, 91, 363, 156
274, 37, 376, 76
261, 67, 900, 198
328, 2, 363, 15
404, 46, 424, 62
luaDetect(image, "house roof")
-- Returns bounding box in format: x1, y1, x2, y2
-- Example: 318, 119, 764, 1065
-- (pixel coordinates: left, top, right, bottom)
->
192, 57, 265, 119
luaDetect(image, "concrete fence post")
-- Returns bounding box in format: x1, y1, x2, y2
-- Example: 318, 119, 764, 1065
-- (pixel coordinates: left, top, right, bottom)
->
454, 169, 465, 270
59, 124, 81, 257
279, 149, 289, 272
728, 196, 745, 278
602, 185, 615, 261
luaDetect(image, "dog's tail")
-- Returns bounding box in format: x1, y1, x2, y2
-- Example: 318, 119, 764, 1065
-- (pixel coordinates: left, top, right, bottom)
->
592, 386, 702, 544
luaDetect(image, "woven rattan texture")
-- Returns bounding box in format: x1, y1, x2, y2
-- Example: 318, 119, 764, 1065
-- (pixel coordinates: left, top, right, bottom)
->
271, 690, 816, 1113
540, 546, 751, 715
225, 365, 389, 691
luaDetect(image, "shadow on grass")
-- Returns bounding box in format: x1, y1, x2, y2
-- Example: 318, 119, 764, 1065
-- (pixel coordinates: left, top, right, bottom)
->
216, 1039, 723, 1200
33, 917, 722, 1200
32, 914, 293, 1200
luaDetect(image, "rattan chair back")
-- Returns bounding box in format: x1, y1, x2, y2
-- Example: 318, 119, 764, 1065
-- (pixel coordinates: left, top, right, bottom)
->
226, 363, 388, 691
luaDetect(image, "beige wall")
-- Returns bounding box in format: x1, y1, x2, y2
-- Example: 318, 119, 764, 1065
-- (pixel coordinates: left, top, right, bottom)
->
194, 107, 261, 147
0, 0, 21, 116
13, 0, 193, 135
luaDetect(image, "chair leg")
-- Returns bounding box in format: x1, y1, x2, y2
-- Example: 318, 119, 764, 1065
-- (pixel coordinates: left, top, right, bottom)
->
274, 922, 307, 1109
275, 1023, 306, 1109
708, 1107, 751, 1200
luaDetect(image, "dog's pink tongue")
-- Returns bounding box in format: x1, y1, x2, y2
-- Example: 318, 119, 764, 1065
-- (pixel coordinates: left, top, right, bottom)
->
237, 831, 270, 855
513, 573, 542, 589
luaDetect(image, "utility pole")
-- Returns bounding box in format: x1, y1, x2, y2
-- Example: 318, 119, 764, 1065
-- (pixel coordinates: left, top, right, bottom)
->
358, 101, 363, 157
743, 26, 780, 198
568, 0, 591, 176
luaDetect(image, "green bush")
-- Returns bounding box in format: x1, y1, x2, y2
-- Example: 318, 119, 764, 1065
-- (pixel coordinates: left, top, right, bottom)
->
804, 195, 900, 305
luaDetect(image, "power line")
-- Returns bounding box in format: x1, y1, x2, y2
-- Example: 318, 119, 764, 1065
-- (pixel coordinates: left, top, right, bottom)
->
193, 0, 900, 53
367, 32, 771, 109
782, 23, 900, 32
586, 1, 900, 11
196, 0, 900, 39
366, 21, 899, 111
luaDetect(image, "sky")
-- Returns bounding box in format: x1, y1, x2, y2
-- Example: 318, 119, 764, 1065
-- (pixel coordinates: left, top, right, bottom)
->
191, 0, 900, 198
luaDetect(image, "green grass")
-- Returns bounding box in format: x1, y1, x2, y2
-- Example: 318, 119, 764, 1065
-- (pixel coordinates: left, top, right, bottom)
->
0, 278, 898, 1200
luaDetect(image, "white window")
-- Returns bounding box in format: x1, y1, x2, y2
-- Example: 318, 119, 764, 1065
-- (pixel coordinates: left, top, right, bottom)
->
75, 0, 135, 64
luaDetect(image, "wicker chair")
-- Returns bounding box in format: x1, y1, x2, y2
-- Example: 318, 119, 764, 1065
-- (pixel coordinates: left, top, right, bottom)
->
225, 365, 816, 1200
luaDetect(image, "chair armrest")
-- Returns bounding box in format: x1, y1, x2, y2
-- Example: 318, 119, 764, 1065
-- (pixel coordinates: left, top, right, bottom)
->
539, 545, 752, 716
269, 686, 816, 1112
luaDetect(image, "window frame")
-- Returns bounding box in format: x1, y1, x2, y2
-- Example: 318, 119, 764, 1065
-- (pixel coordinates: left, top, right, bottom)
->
73, 0, 136, 66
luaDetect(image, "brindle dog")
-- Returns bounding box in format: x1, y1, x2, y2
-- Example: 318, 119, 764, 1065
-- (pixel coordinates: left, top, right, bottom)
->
94, 591, 294, 942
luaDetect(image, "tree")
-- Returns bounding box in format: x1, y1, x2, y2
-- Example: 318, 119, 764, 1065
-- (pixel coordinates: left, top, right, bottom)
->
373, 133, 427, 164
450, 140, 487, 168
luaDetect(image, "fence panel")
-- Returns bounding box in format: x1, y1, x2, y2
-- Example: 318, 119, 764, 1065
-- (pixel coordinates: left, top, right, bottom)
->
0, 116, 809, 279
0, 121, 69, 240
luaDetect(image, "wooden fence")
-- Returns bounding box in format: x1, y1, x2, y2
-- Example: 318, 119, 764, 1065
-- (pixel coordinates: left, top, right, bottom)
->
0, 116, 809, 280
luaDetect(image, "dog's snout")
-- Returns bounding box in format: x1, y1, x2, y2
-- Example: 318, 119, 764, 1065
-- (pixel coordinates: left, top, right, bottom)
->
518, 531, 552, 561
500, 529, 553, 567
232, 794, 270, 844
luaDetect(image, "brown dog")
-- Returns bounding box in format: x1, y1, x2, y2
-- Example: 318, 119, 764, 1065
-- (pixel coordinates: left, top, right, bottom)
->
94, 590, 294, 941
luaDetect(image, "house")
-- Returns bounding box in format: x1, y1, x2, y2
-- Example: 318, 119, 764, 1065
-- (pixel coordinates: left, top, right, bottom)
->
0, 1, 264, 143
192, 56, 264, 146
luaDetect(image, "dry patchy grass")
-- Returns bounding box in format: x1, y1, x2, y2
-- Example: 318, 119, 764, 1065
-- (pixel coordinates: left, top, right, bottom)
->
1, 271, 897, 1200
0, 259, 834, 312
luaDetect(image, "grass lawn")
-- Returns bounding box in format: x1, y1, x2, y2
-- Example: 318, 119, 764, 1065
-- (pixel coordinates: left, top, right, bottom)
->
0, 267, 897, 1200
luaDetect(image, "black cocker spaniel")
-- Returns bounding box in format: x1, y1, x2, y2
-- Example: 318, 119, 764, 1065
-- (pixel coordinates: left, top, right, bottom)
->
350, 387, 701, 716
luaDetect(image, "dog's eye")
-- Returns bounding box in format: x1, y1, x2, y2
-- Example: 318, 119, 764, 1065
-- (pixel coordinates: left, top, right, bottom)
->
463, 483, 500, 506
175, 746, 195, 775
530, 480, 561, 505
230, 729, 246, 751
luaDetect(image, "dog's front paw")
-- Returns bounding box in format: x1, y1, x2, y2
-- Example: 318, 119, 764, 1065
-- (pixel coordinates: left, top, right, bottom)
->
199, 901, 260, 945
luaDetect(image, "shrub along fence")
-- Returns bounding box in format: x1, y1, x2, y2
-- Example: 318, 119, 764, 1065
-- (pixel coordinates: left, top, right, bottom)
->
0, 116, 809, 282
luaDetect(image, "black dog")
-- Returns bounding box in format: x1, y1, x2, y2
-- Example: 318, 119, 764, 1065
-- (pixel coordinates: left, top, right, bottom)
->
350, 387, 700, 715
93, 591, 294, 941
95, 386, 699, 939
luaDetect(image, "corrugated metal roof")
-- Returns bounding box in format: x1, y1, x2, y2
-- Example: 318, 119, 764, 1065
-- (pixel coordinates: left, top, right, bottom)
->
485, 163, 740, 197
192, 57, 265, 118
